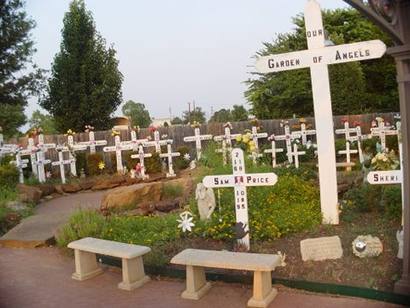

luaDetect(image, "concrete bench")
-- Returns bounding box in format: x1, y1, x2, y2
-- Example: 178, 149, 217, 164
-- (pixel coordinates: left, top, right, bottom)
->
68, 237, 151, 291
171, 249, 283, 308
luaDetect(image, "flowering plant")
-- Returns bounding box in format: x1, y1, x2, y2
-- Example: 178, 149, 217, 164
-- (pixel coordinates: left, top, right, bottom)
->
84, 125, 94, 132
148, 125, 157, 133
132, 125, 140, 132
235, 131, 256, 152
280, 120, 289, 128
370, 150, 400, 171
248, 116, 260, 128
190, 121, 201, 128
65, 129, 76, 136
111, 129, 120, 137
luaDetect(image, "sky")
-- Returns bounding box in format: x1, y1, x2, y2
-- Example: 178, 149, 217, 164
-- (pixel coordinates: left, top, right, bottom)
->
25, 0, 348, 122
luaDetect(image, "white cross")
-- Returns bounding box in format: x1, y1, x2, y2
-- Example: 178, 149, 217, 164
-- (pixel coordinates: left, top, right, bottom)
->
10, 149, 29, 183
121, 130, 148, 152
346, 125, 370, 164
292, 122, 316, 146
66, 135, 87, 176
159, 142, 180, 178
33, 150, 51, 183
77, 131, 108, 154
274, 124, 301, 163
36, 133, 56, 175
370, 118, 397, 152
130, 143, 152, 179
289, 143, 306, 169
202, 148, 277, 250
52, 146, 75, 184
255, 0, 386, 224
0, 143, 18, 157
20, 138, 39, 177
335, 122, 358, 171
249, 126, 268, 164
264, 135, 284, 168
144, 131, 172, 154
214, 126, 240, 165
183, 127, 212, 160
103, 135, 133, 174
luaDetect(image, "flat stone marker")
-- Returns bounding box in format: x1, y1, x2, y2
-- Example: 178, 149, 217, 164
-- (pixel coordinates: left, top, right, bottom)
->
300, 235, 343, 261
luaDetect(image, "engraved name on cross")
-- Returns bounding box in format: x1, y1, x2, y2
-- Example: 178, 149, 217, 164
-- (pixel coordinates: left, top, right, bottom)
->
202, 148, 277, 250
255, 0, 386, 223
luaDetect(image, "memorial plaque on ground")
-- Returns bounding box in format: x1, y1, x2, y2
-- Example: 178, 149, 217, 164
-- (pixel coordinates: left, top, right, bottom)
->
300, 236, 343, 261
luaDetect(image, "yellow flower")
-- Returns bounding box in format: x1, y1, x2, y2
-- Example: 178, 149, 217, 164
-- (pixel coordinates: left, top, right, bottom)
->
98, 161, 105, 170
248, 140, 255, 147
249, 145, 256, 152
242, 135, 250, 144
235, 135, 242, 142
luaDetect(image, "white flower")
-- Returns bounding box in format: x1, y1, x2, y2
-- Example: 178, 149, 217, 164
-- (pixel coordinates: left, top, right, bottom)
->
183, 153, 191, 161
177, 211, 195, 232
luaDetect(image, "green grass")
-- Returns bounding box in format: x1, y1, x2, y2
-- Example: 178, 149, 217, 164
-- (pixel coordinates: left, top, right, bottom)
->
162, 183, 183, 199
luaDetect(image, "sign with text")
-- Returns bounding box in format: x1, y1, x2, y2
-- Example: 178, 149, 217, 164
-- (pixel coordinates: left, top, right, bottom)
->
367, 170, 402, 185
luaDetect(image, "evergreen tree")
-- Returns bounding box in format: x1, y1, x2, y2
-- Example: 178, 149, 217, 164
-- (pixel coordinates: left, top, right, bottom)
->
122, 100, 151, 128
0, 0, 43, 137
209, 108, 232, 123
182, 107, 206, 124
42, 0, 123, 132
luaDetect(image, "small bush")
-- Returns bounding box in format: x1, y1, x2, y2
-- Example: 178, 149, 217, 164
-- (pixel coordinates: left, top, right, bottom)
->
87, 153, 104, 176
381, 185, 402, 220
343, 183, 382, 213
0, 164, 19, 188
145, 152, 162, 173
75, 152, 87, 175
162, 183, 183, 200
174, 146, 190, 171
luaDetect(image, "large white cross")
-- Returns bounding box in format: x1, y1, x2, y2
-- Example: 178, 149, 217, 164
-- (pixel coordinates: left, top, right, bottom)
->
10, 149, 29, 184
144, 130, 172, 154
203, 148, 277, 250
121, 130, 148, 152
289, 143, 306, 169
183, 127, 212, 160
335, 122, 358, 171
103, 135, 132, 173
292, 122, 316, 146
67, 135, 87, 176
264, 135, 284, 168
214, 126, 240, 165
37, 133, 56, 174
52, 146, 75, 184
130, 143, 152, 179
159, 142, 180, 178
249, 126, 268, 164
274, 124, 301, 164
370, 118, 397, 152
33, 150, 51, 183
77, 130, 108, 154
255, 0, 386, 224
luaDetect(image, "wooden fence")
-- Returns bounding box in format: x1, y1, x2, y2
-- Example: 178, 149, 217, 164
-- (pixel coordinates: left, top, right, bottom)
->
5, 112, 398, 165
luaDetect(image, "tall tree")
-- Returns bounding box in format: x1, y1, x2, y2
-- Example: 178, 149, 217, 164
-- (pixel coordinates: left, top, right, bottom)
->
245, 8, 398, 119
209, 108, 232, 123
27, 110, 58, 134
0, 0, 43, 137
231, 105, 248, 121
182, 107, 206, 124
122, 100, 151, 128
42, 0, 123, 132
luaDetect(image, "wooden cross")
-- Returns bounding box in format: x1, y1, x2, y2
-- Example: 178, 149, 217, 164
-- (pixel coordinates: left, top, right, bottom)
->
335, 122, 358, 171
255, 0, 386, 224
183, 127, 212, 160
273, 124, 301, 163
103, 135, 132, 174
10, 149, 29, 184
264, 135, 284, 168
214, 126, 240, 164
66, 135, 87, 176
144, 131, 172, 153
130, 143, 152, 179
121, 130, 148, 152
52, 146, 75, 184
159, 142, 180, 178
77, 130, 107, 154
289, 143, 306, 169
292, 122, 316, 146
249, 126, 268, 164
33, 150, 51, 183
370, 118, 398, 152
202, 148, 277, 250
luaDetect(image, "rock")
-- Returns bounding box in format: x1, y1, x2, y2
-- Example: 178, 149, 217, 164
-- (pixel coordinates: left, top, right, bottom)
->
91, 176, 126, 191
155, 198, 181, 212
79, 180, 96, 191
17, 184, 42, 204
55, 185, 65, 195
37, 184, 56, 197
352, 235, 383, 258
125, 177, 141, 186
6, 201, 28, 211
300, 236, 343, 261
61, 183, 82, 193
101, 182, 162, 211
139, 202, 156, 215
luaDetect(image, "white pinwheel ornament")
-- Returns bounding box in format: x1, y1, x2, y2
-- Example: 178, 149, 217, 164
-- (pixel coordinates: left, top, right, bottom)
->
177, 211, 195, 233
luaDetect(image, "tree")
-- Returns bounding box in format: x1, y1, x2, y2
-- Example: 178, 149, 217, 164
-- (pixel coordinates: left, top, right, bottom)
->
182, 107, 206, 124
171, 117, 183, 125
231, 105, 248, 121
209, 108, 232, 123
122, 100, 151, 128
27, 110, 58, 134
245, 8, 398, 119
0, 0, 43, 137
41, 0, 123, 132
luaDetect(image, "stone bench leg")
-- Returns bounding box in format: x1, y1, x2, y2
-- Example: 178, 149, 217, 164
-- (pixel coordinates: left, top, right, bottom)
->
181, 265, 212, 300
118, 256, 150, 291
247, 271, 277, 308
72, 249, 103, 281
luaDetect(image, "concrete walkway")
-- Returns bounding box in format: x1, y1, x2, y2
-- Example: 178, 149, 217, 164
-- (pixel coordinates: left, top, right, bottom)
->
0, 247, 402, 308
0, 190, 106, 247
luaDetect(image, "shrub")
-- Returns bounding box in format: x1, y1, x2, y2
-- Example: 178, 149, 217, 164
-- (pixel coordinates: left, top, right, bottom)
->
87, 153, 104, 176
174, 146, 190, 171
0, 164, 19, 188
75, 152, 87, 175
381, 185, 402, 220
343, 183, 382, 214
145, 152, 162, 173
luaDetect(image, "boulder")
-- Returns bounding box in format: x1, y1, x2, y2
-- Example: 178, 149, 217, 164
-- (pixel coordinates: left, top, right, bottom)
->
54, 185, 65, 195
61, 183, 82, 193
125, 177, 141, 186
17, 184, 42, 204
91, 176, 126, 191
101, 182, 162, 211
79, 180, 96, 191
37, 184, 56, 197
154, 198, 181, 212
